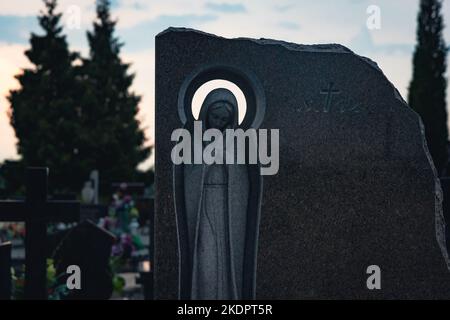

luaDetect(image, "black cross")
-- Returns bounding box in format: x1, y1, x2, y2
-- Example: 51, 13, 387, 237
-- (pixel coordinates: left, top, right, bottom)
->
320, 82, 341, 112
0, 167, 80, 300
0, 242, 11, 300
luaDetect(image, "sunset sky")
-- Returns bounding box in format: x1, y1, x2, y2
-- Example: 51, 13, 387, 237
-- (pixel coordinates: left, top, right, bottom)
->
1, 0, 450, 169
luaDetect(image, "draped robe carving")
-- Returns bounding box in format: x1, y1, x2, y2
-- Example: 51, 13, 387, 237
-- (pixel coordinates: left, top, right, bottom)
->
174, 88, 262, 300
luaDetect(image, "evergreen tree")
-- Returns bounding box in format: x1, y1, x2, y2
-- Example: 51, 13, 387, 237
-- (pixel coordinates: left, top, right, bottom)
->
79, 0, 150, 189
8, 0, 84, 193
408, 0, 448, 175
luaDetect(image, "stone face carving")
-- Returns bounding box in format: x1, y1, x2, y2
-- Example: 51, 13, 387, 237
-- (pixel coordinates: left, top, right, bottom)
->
173, 88, 262, 299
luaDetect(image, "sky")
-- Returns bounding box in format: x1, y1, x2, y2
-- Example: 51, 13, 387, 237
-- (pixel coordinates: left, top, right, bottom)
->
1, 0, 450, 170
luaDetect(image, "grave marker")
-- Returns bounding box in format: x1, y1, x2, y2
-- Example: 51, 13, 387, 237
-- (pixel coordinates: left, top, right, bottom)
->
155, 28, 450, 299
0, 167, 80, 299
53, 220, 116, 300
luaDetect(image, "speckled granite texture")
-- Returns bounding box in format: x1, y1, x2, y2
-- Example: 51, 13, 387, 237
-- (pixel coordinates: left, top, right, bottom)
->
155, 28, 450, 299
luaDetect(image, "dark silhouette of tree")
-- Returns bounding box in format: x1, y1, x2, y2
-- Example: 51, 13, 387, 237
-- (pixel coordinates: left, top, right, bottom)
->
78, 0, 150, 189
7, 0, 151, 195
8, 0, 84, 193
408, 0, 448, 175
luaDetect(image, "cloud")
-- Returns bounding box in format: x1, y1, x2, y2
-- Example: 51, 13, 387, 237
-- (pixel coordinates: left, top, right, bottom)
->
121, 48, 155, 170
0, 2, 42, 16
113, 1, 211, 29
367, 51, 413, 102
0, 0, 94, 16
273, 4, 296, 13
349, 26, 414, 54
278, 21, 300, 30
0, 43, 31, 162
117, 14, 218, 51
205, 2, 247, 14
0, 15, 38, 44
0, 1, 96, 48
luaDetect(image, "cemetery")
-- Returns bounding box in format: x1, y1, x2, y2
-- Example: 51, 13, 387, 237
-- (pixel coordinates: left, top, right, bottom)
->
0, 0, 450, 304
0, 167, 153, 300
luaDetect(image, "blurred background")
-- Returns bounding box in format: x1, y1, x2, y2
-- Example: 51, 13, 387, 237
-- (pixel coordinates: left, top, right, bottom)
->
0, 0, 449, 300
1, 0, 450, 177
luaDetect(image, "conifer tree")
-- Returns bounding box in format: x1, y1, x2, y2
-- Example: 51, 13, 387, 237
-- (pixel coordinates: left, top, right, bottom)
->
8, 0, 83, 192
408, 0, 448, 175
78, 0, 150, 187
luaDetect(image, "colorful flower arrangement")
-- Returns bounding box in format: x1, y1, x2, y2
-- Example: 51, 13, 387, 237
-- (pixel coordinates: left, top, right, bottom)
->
0, 222, 25, 242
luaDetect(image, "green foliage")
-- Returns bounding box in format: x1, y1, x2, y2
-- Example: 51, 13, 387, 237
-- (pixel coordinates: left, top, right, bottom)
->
0, 161, 26, 197
7, 0, 151, 195
408, 0, 448, 175
46, 258, 70, 300
11, 259, 68, 300
77, 0, 150, 189
11, 265, 24, 300
110, 256, 126, 295
8, 0, 84, 193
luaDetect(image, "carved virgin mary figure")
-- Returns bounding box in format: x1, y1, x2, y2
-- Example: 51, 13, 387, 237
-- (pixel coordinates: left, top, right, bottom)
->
174, 88, 262, 300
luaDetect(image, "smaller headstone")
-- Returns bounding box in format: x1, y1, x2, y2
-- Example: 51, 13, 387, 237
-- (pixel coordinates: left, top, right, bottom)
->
80, 170, 105, 222
90, 170, 99, 205
0, 242, 12, 300
137, 260, 153, 300
81, 181, 95, 204
53, 220, 116, 300
79, 204, 108, 221
81, 170, 100, 205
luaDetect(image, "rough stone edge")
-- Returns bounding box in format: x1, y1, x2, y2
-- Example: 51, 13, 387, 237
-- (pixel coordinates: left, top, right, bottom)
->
157, 27, 386, 72
369, 68, 450, 273
157, 27, 351, 52
157, 26, 450, 272
419, 119, 450, 272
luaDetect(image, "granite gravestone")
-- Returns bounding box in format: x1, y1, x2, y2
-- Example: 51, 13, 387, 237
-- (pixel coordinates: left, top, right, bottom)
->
53, 220, 116, 300
155, 27, 450, 299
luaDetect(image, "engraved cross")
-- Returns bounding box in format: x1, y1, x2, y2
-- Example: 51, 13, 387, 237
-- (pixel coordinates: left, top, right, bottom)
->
320, 82, 341, 112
